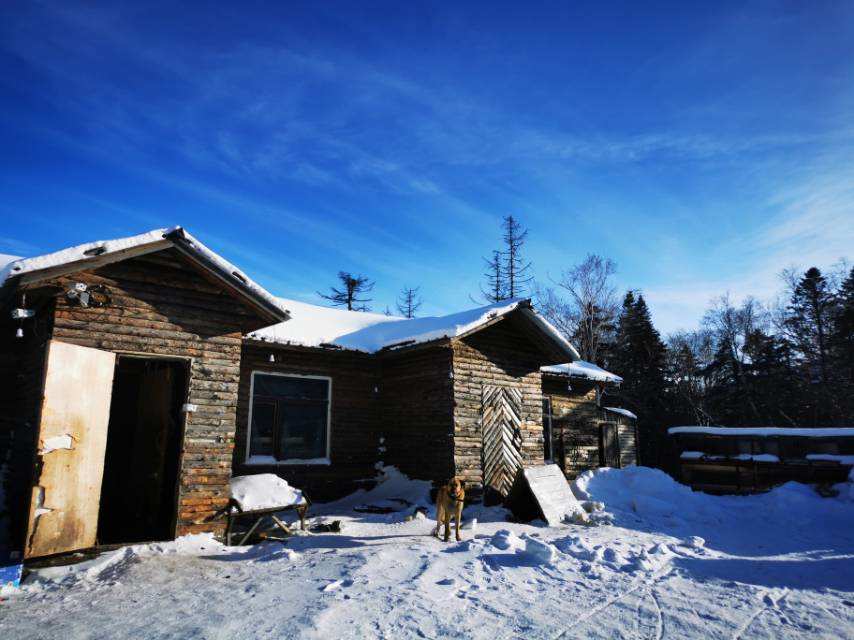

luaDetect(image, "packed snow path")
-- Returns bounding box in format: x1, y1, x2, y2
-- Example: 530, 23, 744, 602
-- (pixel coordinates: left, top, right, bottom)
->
3, 467, 853, 639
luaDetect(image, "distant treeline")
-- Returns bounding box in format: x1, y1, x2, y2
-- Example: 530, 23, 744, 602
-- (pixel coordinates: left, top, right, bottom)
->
539, 260, 854, 468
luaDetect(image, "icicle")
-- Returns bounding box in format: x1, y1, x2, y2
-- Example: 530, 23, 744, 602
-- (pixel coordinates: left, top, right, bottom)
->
16, 327, 23, 338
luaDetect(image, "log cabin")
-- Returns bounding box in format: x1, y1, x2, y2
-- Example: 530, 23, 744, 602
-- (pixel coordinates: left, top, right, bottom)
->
1, 227, 638, 559
239, 296, 581, 503
0, 228, 288, 559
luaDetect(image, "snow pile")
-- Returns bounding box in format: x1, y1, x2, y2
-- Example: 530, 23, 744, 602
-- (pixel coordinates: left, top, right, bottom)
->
573, 466, 702, 518
327, 465, 433, 516
230, 474, 306, 511
489, 529, 525, 551
522, 536, 559, 565
483, 530, 558, 566
573, 465, 854, 530
19, 534, 253, 593
540, 359, 622, 383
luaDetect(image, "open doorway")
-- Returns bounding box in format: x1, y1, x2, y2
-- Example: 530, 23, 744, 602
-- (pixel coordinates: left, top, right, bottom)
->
98, 356, 188, 545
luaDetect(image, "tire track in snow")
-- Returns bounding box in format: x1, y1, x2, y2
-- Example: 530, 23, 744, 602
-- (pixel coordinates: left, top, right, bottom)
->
553, 566, 674, 639
730, 588, 790, 640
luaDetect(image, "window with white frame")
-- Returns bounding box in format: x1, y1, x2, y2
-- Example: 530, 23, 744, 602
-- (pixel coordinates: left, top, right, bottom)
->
247, 372, 331, 464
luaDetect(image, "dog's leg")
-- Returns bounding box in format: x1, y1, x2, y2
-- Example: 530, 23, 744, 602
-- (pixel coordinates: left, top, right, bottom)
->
443, 512, 451, 542
454, 503, 462, 541
434, 503, 443, 538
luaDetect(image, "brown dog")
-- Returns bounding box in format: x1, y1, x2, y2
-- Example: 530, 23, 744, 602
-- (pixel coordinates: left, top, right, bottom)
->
434, 477, 465, 542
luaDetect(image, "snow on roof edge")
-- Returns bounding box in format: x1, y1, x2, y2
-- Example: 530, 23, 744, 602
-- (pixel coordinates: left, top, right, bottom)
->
668, 426, 854, 438
540, 359, 622, 383
0, 227, 287, 320
604, 407, 637, 420
249, 297, 580, 359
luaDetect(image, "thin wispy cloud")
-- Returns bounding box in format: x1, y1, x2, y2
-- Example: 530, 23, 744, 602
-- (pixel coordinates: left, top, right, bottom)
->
0, 2, 851, 325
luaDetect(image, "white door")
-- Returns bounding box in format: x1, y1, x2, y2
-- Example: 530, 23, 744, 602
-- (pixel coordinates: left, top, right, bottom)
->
25, 340, 116, 558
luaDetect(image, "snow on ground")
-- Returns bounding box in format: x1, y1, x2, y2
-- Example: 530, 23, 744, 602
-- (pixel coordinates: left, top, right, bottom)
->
3, 466, 853, 639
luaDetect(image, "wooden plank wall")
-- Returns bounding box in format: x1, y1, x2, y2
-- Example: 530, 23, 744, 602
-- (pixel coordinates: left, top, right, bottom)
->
543, 379, 602, 478
33, 249, 261, 537
616, 420, 639, 467
379, 345, 455, 483
452, 319, 547, 491
235, 343, 381, 501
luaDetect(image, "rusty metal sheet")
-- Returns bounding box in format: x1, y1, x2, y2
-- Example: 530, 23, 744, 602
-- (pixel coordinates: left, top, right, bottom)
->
25, 340, 116, 559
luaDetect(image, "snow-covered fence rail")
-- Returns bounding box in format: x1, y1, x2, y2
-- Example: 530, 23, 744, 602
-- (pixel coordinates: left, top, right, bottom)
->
668, 426, 854, 494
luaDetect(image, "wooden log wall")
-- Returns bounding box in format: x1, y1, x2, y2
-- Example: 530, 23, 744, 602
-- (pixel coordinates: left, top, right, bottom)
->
452, 319, 548, 490
0, 297, 53, 552
544, 379, 602, 478
30, 249, 264, 538
379, 345, 455, 483
235, 343, 381, 501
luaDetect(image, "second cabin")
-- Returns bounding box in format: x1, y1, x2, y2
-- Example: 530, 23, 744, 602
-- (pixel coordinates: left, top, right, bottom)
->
1, 227, 638, 559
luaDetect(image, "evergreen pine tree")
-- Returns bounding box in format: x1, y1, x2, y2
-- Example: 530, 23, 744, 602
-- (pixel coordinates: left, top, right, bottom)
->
501, 215, 533, 298
396, 286, 422, 318
318, 272, 374, 311
783, 267, 836, 384
608, 292, 668, 467
480, 250, 507, 303
831, 267, 854, 418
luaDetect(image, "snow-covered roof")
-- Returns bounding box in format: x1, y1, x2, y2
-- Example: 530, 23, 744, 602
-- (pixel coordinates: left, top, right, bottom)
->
0, 253, 21, 283
668, 426, 854, 438
250, 297, 580, 359
604, 407, 637, 420
540, 359, 622, 384
0, 227, 288, 322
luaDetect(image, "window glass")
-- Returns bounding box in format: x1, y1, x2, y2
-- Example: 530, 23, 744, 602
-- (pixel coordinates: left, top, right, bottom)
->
276, 403, 328, 460
250, 374, 330, 462
249, 401, 275, 457
254, 375, 328, 401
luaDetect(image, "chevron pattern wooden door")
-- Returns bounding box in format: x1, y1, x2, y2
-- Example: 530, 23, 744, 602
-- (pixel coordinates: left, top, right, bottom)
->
481, 385, 523, 497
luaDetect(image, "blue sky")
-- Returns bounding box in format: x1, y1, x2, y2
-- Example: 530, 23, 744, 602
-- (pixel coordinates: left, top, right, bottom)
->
1, 1, 852, 333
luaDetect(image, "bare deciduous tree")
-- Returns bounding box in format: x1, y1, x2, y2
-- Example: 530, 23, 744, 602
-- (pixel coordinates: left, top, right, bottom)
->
538, 254, 618, 363
666, 330, 715, 425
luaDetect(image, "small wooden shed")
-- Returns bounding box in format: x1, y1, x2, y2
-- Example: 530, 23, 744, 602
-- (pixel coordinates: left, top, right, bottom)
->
0, 228, 287, 558
669, 426, 854, 493
540, 360, 638, 477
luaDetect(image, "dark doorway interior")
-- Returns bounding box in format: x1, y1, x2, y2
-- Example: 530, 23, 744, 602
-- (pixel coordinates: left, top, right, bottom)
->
98, 357, 187, 545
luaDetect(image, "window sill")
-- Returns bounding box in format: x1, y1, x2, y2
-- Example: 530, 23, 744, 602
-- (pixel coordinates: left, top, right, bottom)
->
244, 455, 331, 466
